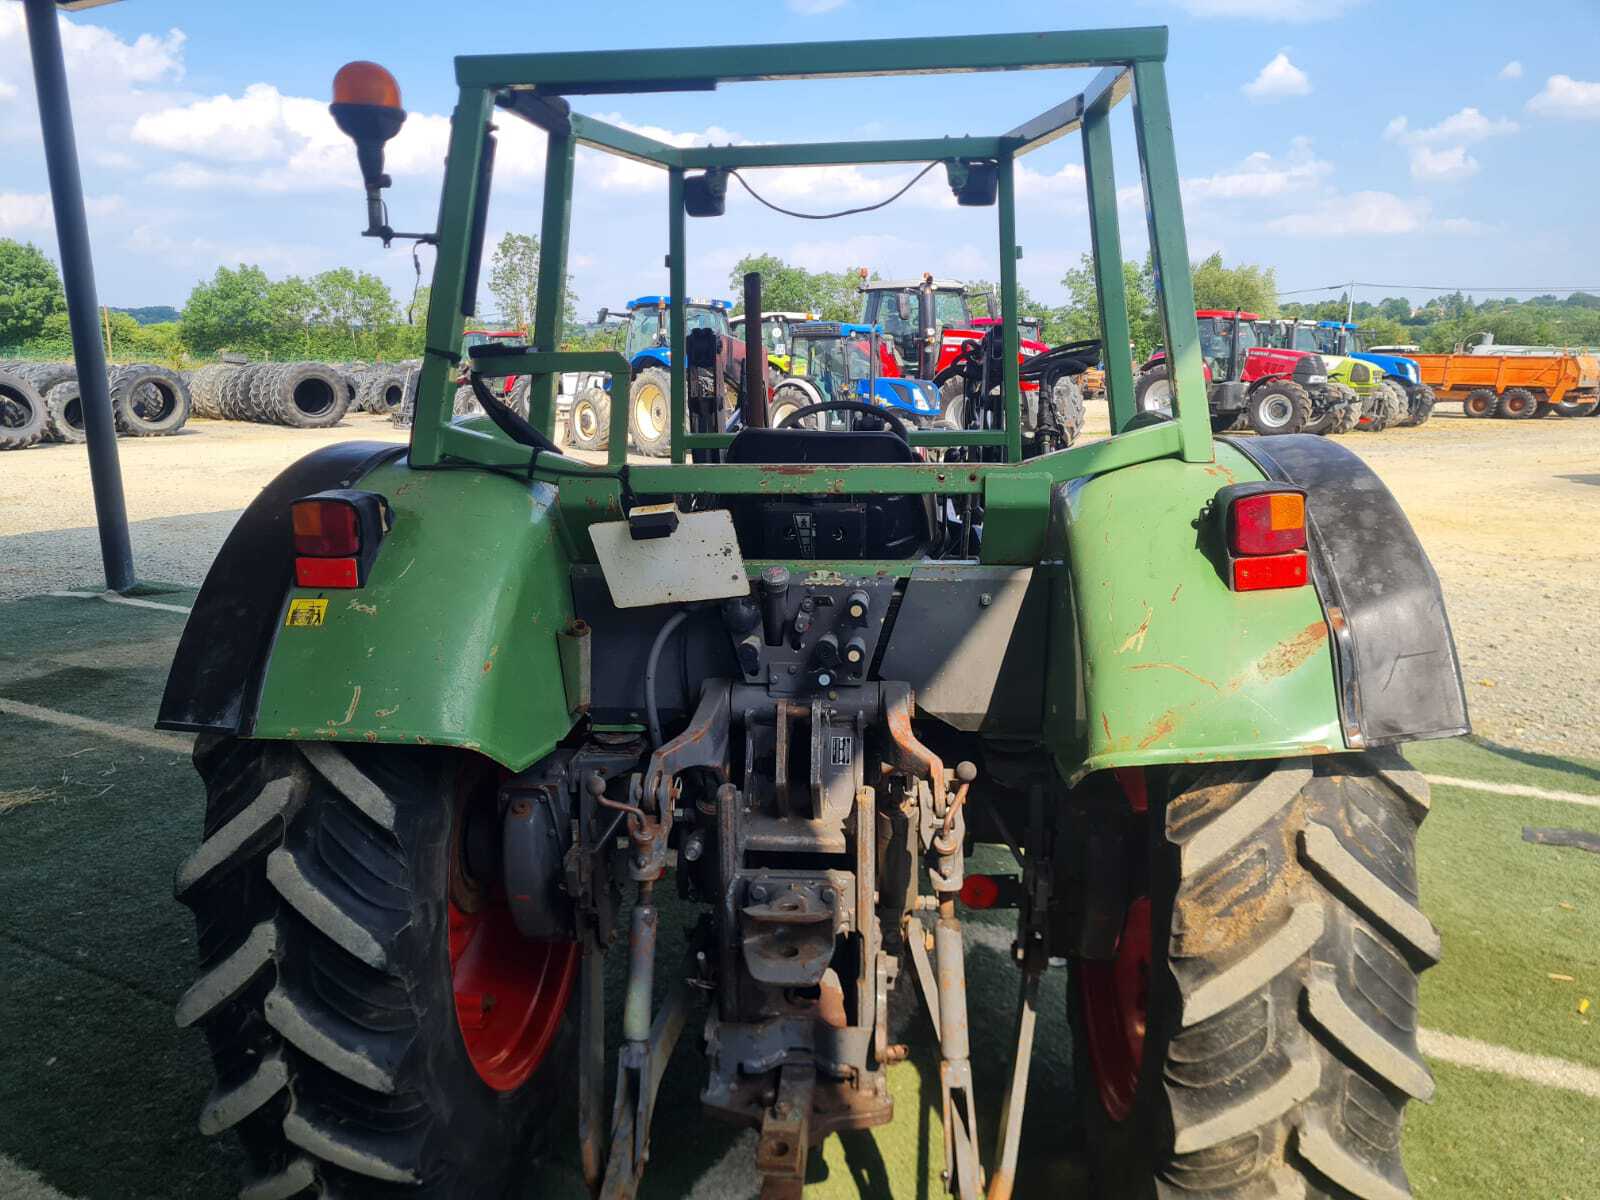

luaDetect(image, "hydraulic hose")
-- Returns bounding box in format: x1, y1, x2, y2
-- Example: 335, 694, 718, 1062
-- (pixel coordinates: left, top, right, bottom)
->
644, 609, 691, 748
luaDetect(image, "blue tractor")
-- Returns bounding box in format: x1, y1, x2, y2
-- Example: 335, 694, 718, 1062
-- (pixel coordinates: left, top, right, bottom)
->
764, 320, 942, 430
569, 296, 744, 456
1315, 320, 1435, 426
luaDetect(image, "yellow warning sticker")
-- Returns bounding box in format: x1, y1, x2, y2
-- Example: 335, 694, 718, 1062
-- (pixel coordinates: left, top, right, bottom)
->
285, 598, 328, 628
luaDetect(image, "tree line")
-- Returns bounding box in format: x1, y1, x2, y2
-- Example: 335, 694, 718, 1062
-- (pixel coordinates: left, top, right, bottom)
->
6, 233, 1598, 366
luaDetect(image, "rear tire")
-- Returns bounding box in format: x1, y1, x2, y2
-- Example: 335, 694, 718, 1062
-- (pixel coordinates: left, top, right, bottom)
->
45, 379, 87, 443
1552, 393, 1598, 417
176, 738, 577, 1199
770, 383, 822, 430
628, 366, 673, 456
0, 369, 48, 450
1134, 366, 1174, 417
111, 363, 192, 436
1247, 380, 1311, 436
1461, 388, 1496, 419
1497, 387, 1538, 419
1072, 752, 1439, 1199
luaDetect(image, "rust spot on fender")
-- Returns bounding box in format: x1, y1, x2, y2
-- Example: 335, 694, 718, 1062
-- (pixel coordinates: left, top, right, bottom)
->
1170, 584, 1183, 604
1257, 621, 1329, 680
1138, 711, 1178, 749
1203, 464, 1237, 483
1101, 712, 1112, 740
1118, 602, 1153, 654
1129, 662, 1220, 691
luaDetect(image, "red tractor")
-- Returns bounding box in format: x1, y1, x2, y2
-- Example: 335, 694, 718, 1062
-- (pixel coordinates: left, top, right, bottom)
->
1136, 309, 1346, 435
859, 274, 1051, 420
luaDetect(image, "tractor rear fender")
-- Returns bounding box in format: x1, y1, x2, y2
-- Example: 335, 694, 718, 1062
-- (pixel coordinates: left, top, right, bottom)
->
158, 452, 580, 771
1041, 436, 1465, 784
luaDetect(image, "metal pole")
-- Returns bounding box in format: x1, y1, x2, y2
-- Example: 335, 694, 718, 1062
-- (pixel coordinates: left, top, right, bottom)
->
996, 154, 1022, 463
667, 169, 687, 464
22, 0, 134, 592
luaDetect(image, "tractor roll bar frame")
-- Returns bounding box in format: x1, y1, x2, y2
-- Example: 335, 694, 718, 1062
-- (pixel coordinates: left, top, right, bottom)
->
409, 27, 1210, 493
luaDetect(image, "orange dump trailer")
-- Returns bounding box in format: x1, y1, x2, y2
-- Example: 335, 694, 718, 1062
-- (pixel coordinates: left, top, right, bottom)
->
1407, 350, 1600, 418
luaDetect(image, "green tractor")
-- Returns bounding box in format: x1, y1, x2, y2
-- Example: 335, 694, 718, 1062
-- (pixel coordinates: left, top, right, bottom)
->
1262, 318, 1405, 432
160, 36, 1466, 1200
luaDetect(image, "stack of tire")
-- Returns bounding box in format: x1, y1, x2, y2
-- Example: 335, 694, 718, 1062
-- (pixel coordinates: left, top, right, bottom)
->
0, 360, 192, 449
190, 361, 352, 428
357, 362, 415, 419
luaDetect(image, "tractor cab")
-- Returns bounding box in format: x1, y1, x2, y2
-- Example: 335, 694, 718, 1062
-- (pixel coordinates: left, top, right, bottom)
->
770, 320, 942, 430
859, 275, 974, 377
612, 296, 733, 365
730, 310, 817, 375
1194, 309, 1260, 381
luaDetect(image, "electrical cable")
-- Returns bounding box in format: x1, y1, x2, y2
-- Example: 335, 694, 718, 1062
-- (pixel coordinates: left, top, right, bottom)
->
1280, 281, 1600, 297
728, 161, 940, 221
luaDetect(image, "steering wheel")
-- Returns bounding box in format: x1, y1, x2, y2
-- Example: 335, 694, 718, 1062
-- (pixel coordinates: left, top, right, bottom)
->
775, 399, 911, 440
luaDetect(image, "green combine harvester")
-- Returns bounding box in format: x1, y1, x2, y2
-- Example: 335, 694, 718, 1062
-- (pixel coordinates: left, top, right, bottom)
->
158, 29, 1467, 1200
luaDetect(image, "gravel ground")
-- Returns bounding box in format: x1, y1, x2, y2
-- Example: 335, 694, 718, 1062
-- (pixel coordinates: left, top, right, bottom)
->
1, 405, 1595, 759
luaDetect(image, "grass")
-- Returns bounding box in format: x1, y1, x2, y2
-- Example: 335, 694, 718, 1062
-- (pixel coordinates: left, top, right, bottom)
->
0, 590, 1595, 1197
0, 787, 55, 815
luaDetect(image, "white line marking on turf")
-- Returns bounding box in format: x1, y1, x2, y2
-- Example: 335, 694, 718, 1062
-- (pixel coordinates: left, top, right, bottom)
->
47, 589, 192, 614
0, 1154, 83, 1200
1419, 1028, 1600, 1099
0, 698, 193, 755
1425, 774, 1600, 810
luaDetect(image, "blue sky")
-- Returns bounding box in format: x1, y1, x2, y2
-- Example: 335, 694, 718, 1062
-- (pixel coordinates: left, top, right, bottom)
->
2, 0, 1597, 319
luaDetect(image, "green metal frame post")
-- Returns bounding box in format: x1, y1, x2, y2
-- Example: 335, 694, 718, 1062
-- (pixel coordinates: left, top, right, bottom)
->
668, 168, 687, 464
1130, 61, 1208, 462
1080, 99, 1135, 433
530, 127, 577, 437
412, 88, 493, 468
996, 153, 1023, 463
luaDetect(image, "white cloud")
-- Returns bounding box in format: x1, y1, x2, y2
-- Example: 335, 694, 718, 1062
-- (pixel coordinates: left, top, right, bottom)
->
0, 8, 186, 142
787, 0, 847, 11
131, 84, 507, 193
1384, 106, 1518, 145
1243, 53, 1311, 100
1499, 60, 1524, 80
1268, 192, 1483, 237
1183, 139, 1331, 201
1527, 74, 1600, 119
1409, 144, 1479, 182
587, 114, 743, 192
0, 191, 123, 233
1383, 107, 1514, 185
1173, 0, 1363, 20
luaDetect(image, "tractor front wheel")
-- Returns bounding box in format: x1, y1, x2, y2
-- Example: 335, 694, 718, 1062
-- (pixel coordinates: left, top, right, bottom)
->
569, 386, 611, 451
1402, 383, 1435, 427
1246, 380, 1311, 435
1071, 753, 1439, 1200
176, 739, 578, 1199
628, 366, 674, 456
1133, 366, 1174, 417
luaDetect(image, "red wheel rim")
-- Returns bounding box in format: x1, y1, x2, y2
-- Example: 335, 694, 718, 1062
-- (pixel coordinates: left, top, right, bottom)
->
449, 899, 578, 1091
1079, 895, 1152, 1122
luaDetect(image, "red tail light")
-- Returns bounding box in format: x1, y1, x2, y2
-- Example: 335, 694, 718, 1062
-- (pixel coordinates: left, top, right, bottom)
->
291, 490, 391, 589
1228, 491, 1305, 555
292, 499, 361, 557
1213, 483, 1309, 592
1232, 552, 1308, 592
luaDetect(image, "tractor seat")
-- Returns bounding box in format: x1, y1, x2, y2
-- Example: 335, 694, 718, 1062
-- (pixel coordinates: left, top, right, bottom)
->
724, 426, 918, 465
721, 427, 930, 558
